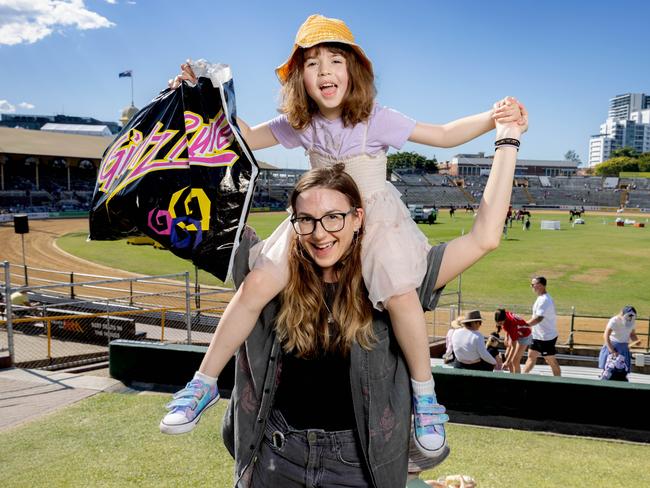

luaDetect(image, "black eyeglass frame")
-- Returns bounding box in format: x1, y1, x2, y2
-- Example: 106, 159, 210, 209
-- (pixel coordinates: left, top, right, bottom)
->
290, 208, 357, 236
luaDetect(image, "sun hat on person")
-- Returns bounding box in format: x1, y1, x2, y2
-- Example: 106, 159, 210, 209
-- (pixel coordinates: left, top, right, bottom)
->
460, 310, 483, 324
275, 14, 373, 84
450, 317, 464, 329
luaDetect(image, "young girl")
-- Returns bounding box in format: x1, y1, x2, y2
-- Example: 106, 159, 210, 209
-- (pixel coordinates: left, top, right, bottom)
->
494, 308, 532, 373
161, 14, 524, 456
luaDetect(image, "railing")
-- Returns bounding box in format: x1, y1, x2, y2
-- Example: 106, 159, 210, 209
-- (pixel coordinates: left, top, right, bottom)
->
1, 260, 233, 369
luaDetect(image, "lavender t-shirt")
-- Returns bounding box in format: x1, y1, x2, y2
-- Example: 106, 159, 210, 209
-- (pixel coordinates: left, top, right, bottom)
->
268, 104, 416, 159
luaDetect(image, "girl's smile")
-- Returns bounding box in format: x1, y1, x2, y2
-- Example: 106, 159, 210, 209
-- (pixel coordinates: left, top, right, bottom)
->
303, 47, 349, 120
294, 187, 362, 282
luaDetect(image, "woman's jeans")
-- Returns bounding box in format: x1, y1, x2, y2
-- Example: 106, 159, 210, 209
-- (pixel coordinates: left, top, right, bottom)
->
598, 341, 631, 370
250, 409, 371, 487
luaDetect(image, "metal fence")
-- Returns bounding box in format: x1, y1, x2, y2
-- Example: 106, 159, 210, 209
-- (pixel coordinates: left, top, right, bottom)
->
2, 260, 648, 371
0, 261, 233, 369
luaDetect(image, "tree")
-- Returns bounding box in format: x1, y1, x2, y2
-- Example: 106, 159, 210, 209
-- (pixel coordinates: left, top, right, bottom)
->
638, 153, 650, 173
387, 151, 438, 173
564, 150, 581, 164
610, 147, 638, 159
593, 157, 638, 176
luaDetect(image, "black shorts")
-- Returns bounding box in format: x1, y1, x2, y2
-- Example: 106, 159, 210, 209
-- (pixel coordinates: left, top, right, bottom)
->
530, 337, 557, 356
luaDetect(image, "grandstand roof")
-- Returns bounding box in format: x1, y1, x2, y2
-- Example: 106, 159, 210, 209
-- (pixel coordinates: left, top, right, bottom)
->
41, 123, 112, 136
256, 160, 279, 170
0, 127, 281, 169
0, 127, 112, 159
452, 155, 577, 168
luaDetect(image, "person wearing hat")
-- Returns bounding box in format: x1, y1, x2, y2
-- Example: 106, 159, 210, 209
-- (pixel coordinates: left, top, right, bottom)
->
450, 311, 497, 371
598, 305, 640, 374
442, 316, 463, 364
164, 13, 527, 461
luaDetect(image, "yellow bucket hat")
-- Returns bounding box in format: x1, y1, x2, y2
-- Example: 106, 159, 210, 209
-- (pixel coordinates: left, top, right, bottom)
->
275, 14, 373, 84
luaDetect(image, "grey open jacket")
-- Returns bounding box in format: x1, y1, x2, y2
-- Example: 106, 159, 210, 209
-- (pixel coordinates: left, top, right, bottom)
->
222, 227, 446, 488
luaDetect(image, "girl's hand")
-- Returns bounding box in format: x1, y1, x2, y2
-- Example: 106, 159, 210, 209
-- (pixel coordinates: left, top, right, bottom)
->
492, 96, 521, 123
495, 100, 528, 140
168, 60, 198, 89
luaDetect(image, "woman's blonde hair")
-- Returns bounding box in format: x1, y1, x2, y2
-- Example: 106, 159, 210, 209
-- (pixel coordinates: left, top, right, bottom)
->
275, 164, 374, 357
280, 42, 376, 131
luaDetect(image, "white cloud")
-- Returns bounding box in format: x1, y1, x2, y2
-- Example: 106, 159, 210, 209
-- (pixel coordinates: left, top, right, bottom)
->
18, 101, 35, 109
105, 0, 116, 4
0, 0, 115, 46
0, 100, 16, 113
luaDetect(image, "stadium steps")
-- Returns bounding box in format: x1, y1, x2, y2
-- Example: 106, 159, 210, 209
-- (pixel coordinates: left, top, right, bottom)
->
523, 187, 535, 204
458, 186, 476, 204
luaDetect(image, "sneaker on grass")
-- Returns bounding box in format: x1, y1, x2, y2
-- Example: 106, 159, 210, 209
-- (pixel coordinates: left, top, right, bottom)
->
159, 378, 220, 435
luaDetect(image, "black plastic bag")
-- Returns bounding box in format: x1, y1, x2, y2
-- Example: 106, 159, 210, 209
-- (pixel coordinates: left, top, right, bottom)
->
89, 62, 258, 280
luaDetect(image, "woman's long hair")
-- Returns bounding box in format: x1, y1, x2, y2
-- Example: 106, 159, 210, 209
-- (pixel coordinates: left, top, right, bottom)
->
280, 42, 376, 131
275, 164, 374, 358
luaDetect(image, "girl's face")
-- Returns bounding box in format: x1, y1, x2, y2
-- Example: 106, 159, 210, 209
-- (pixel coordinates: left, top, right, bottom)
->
294, 187, 363, 283
302, 46, 349, 120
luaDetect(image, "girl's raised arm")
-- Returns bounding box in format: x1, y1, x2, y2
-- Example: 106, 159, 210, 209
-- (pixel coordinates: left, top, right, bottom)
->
236, 119, 280, 151
433, 104, 528, 290
408, 97, 522, 148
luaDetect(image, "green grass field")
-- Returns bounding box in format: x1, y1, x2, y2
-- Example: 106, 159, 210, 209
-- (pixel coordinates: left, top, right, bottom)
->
2, 392, 649, 487
58, 211, 650, 316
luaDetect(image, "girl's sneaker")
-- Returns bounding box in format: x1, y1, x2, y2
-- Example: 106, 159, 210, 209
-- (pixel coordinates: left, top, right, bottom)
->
159, 378, 220, 434
412, 394, 448, 457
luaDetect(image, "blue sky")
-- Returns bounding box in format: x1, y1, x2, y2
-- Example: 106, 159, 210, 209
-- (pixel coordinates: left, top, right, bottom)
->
1, 0, 649, 169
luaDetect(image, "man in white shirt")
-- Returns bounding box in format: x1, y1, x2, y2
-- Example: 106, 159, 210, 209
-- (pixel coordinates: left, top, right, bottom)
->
523, 276, 561, 376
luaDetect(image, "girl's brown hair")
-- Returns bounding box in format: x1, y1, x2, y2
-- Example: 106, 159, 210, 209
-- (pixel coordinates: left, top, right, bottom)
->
280, 42, 376, 131
275, 164, 374, 357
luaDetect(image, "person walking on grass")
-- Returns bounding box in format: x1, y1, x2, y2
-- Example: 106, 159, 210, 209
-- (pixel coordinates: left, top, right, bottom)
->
523, 276, 561, 376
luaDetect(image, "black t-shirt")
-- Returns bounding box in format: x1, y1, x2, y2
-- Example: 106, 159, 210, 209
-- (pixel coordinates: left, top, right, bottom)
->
273, 283, 356, 431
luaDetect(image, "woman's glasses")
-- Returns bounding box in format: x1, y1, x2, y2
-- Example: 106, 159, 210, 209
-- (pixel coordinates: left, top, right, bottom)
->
291, 209, 356, 235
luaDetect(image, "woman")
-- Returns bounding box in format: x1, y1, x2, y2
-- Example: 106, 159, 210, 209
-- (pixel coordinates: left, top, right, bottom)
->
450, 311, 497, 371
494, 308, 532, 373
598, 305, 640, 375
223, 101, 526, 488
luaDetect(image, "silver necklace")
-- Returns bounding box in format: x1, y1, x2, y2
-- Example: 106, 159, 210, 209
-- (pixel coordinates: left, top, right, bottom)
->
323, 298, 335, 325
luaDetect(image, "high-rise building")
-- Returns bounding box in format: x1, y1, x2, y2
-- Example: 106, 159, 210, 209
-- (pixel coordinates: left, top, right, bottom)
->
608, 93, 650, 121
588, 93, 650, 166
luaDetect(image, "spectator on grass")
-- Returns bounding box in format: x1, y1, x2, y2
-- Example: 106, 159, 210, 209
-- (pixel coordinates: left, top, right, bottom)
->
450, 310, 497, 371
598, 305, 640, 374
523, 276, 561, 376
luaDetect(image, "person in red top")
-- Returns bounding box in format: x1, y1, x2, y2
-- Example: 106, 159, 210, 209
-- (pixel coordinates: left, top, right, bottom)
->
494, 308, 532, 373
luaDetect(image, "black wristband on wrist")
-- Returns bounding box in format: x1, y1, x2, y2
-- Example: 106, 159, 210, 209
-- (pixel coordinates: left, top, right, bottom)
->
495, 138, 520, 148
495, 138, 520, 151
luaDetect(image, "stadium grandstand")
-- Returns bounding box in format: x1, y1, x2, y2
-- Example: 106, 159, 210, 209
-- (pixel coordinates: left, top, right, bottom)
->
2, 128, 650, 216
0, 113, 121, 135
0, 126, 285, 216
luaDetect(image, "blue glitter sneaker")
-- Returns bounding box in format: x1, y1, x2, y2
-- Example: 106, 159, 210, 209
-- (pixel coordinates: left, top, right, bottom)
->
412, 394, 449, 457
159, 378, 220, 435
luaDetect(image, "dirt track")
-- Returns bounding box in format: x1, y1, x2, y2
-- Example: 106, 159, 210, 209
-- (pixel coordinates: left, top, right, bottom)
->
0, 218, 136, 277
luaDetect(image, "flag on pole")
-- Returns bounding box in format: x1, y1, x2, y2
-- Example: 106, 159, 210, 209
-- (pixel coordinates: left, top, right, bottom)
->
118, 70, 133, 78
